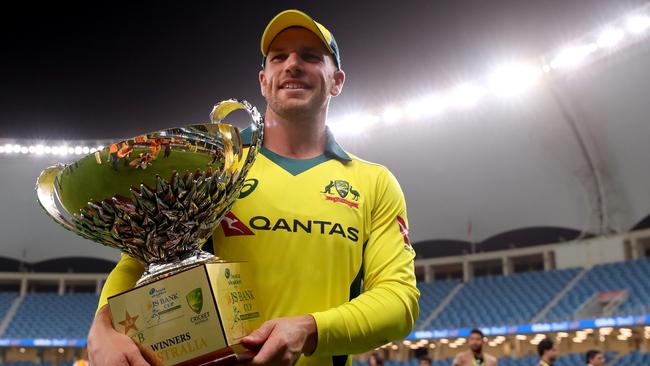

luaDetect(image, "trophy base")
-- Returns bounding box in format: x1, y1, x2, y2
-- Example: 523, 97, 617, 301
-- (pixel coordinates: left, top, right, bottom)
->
176, 344, 256, 366
108, 261, 261, 366
137, 250, 218, 286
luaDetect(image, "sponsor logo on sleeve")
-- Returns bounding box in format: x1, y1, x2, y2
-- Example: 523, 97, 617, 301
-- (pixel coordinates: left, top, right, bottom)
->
396, 215, 414, 253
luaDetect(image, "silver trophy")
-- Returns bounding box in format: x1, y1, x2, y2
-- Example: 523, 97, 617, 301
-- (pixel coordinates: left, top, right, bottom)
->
35, 99, 263, 285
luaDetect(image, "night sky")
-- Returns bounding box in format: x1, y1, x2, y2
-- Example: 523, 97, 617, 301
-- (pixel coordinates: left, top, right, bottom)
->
1, 0, 646, 140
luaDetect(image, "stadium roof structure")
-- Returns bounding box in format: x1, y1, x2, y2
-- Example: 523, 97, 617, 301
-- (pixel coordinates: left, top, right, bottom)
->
1, 4, 650, 263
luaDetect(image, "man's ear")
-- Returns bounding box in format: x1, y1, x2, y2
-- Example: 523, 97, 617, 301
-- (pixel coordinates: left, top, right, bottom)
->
259, 69, 267, 97
330, 69, 346, 97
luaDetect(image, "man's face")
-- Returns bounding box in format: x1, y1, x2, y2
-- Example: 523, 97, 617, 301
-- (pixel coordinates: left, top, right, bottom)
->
546, 346, 558, 362
419, 360, 431, 366
259, 27, 345, 120
468, 333, 483, 353
590, 353, 605, 366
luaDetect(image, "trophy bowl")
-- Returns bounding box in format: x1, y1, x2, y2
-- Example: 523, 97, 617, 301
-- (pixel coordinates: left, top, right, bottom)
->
36, 99, 262, 284
35, 99, 264, 365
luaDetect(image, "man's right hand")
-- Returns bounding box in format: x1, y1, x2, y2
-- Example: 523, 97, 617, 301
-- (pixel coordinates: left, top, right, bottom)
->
88, 305, 153, 366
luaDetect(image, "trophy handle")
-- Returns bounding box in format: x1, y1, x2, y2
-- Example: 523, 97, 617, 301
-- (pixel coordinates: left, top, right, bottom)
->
209, 99, 264, 190
35, 165, 81, 234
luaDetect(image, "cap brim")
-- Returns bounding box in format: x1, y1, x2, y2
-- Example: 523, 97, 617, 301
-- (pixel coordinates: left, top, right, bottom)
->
261, 10, 334, 56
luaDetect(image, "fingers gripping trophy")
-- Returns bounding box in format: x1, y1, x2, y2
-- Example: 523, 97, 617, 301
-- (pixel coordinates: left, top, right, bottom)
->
36, 100, 264, 366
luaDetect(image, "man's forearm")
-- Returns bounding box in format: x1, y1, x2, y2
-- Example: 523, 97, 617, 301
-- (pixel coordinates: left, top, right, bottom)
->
310, 281, 418, 356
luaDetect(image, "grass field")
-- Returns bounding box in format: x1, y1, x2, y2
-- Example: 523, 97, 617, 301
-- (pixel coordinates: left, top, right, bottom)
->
58, 148, 215, 214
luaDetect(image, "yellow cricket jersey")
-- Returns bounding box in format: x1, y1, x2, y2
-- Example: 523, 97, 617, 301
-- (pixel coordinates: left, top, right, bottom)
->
98, 128, 419, 366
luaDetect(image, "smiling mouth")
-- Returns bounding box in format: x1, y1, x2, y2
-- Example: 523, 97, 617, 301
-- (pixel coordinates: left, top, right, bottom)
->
280, 82, 308, 90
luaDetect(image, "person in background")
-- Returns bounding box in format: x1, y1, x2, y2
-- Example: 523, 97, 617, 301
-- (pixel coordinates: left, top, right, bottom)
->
453, 329, 497, 366
537, 338, 557, 366
585, 350, 605, 366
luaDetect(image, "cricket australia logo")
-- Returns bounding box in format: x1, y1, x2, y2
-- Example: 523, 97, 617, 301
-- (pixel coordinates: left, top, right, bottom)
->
322, 180, 360, 208
187, 288, 211, 325
186, 288, 203, 314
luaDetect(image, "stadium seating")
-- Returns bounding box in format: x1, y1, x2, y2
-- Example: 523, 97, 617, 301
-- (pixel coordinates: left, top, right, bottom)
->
428, 268, 580, 329
360, 352, 621, 366
353, 357, 453, 366
3, 293, 98, 339
612, 351, 650, 365
0, 292, 17, 321
543, 258, 650, 321
415, 279, 460, 328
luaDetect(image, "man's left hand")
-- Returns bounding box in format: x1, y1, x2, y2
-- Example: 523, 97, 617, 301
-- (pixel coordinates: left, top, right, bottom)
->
242, 315, 318, 366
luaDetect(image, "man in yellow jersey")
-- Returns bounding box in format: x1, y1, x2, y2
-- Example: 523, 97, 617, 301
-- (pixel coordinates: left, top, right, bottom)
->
536, 338, 557, 366
452, 329, 497, 366
87, 9, 419, 366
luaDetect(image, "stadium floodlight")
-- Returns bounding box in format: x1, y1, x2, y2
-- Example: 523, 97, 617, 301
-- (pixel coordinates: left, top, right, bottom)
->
68, 147, 75, 154
82, 146, 90, 154
28, 145, 36, 153
90, 147, 97, 153
74, 146, 83, 155
3, 144, 11, 153
550, 43, 598, 69
330, 112, 380, 136
12, 144, 21, 153
382, 105, 404, 124
59, 146, 68, 155
20, 146, 29, 154
44, 146, 52, 154
449, 83, 485, 109
488, 63, 542, 97
626, 15, 650, 34
0, 146, 4, 153
402, 100, 427, 120
51, 146, 60, 155
599, 327, 613, 335
35, 145, 45, 155
410, 93, 446, 118
596, 28, 625, 48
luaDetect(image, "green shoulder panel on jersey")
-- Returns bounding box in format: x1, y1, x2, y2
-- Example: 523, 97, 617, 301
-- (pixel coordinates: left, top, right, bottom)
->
260, 146, 330, 176
349, 240, 368, 300
240, 125, 351, 162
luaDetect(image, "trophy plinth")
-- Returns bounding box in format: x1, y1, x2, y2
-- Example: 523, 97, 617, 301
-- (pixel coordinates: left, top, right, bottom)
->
108, 261, 260, 366
35, 99, 263, 365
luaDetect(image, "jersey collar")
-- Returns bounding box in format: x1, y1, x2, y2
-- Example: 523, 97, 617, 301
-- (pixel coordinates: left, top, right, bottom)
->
240, 124, 351, 162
